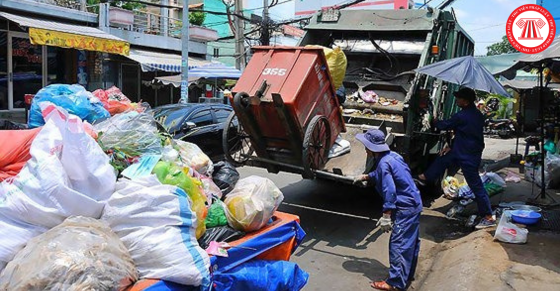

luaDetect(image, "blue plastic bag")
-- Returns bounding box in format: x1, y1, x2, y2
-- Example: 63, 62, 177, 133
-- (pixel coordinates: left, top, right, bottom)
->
213, 260, 309, 291
28, 84, 110, 128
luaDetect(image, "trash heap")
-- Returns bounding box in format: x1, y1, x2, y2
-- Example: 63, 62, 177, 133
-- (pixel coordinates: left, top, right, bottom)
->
0, 84, 308, 290
443, 172, 506, 219
341, 87, 405, 123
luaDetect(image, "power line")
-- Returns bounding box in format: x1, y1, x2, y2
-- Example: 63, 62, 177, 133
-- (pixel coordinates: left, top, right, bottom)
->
468, 23, 505, 32
243, 0, 293, 12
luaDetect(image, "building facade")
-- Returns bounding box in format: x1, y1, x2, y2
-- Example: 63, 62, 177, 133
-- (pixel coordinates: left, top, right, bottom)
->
0, 0, 218, 121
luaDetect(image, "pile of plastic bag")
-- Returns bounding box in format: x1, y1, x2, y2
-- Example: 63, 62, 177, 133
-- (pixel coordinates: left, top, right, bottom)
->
28, 84, 110, 128
0, 100, 302, 290
28, 84, 150, 129
443, 172, 506, 201
443, 172, 506, 218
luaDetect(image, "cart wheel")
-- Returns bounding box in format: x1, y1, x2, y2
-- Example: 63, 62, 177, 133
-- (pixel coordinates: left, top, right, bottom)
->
223, 111, 253, 166
302, 115, 331, 178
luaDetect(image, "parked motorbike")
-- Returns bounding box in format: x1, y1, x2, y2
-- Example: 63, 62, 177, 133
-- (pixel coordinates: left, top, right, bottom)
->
483, 112, 517, 139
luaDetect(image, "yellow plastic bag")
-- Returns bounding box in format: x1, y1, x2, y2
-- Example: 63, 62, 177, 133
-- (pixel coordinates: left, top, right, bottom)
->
153, 161, 208, 239
306, 45, 347, 90
224, 176, 284, 232
442, 176, 460, 199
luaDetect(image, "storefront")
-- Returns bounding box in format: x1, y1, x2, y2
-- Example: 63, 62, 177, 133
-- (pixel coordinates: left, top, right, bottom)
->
113, 48, 210, 107
0, 11, 129, 120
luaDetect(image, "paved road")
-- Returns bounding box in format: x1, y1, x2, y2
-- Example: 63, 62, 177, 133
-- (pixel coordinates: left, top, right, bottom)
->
235, 137, 542, 290
238, 166, 396, 291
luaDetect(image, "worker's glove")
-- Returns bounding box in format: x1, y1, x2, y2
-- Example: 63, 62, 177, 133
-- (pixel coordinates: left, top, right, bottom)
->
376, 214, 393, 233
439, 145, 451, 156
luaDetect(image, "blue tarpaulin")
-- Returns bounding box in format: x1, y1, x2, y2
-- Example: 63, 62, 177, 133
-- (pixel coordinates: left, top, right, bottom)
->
210, 219, 306, 272
212, 260, 309, 291
137, 219, 307, 291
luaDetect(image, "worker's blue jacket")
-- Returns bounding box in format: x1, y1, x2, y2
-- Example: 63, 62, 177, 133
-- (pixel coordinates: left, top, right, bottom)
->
368, 151, 423, 214
436, 104, 485, 157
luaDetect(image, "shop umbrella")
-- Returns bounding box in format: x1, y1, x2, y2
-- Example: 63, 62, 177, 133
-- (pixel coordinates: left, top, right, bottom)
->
188, 63, 242, 79
415, 56, 510, 97
188, 63, 242, 99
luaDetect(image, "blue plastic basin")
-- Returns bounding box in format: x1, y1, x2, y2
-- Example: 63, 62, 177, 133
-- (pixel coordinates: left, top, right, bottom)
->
511, 210, 541, 225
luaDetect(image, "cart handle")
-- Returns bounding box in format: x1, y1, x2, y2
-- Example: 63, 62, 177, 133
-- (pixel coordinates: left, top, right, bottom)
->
255, 80, 268, 99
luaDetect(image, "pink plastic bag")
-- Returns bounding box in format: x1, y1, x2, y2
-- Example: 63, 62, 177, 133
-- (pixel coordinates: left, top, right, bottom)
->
93, 86, 134, 115
361, 90, 379, 103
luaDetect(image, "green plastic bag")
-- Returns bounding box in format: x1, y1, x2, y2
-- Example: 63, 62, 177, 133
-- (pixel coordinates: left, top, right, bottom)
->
205, 200, 228, 228
152, 161, 208, 239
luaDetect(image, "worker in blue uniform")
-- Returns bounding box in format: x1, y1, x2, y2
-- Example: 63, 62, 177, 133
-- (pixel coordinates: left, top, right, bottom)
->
355, 129, 422, 291
415, 87, 496, 229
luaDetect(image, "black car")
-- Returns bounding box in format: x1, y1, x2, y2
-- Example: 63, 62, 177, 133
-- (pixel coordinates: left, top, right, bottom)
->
152, 103, 233, 160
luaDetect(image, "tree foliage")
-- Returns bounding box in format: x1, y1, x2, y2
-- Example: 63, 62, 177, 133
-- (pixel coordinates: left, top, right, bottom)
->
486, 35, 517, 56
189, 11, 206, 26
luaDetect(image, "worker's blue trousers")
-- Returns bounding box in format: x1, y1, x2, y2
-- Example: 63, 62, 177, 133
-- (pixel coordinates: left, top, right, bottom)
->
424, 151, 493, 216
386, 210, 421, 290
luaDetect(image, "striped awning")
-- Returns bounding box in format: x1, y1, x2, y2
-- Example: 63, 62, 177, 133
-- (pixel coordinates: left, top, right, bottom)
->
126, 49, 210, 73
0, 12, 129, 56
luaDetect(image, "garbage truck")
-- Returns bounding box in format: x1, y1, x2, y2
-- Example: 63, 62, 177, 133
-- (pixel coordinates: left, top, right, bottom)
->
224, 8, 475, 191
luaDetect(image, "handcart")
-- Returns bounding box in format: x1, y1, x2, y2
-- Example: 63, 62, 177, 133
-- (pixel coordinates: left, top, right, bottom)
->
222, 46, 346, 178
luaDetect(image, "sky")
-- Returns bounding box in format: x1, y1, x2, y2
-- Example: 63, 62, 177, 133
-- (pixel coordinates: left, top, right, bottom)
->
258, 0, 551, 55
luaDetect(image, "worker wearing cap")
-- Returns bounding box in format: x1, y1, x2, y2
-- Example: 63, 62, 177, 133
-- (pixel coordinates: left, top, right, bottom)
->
415, 87, 495, 229
355, 129, 422, 291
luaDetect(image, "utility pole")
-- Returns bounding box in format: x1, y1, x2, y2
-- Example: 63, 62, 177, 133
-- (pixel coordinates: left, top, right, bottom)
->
234, 0, 245, 69
161, 0, 169, 37
261, 0, 270, 46
180, 0, 189, 103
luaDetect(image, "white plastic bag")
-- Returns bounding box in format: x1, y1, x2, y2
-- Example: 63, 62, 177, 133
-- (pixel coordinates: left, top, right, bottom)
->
224, 176, 284, 232
482, 172, 507, 188
175, 140, 214, 176
505, 171, 521, 183
328, 135, 351, 158
0, 213, 47, 270
0, 104, 116, 228
101, 176, 210, 287
0, 216, 138, 291
94, 111, 163, 157
494, 211, 528, 244
0, 104, 116, 270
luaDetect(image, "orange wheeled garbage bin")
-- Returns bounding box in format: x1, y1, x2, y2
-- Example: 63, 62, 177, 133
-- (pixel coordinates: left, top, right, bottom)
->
224, 46, 346, 177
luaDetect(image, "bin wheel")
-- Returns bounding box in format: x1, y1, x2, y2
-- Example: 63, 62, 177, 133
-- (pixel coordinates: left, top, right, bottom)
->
302, 115, 331, 178
223, 111, 253, 166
